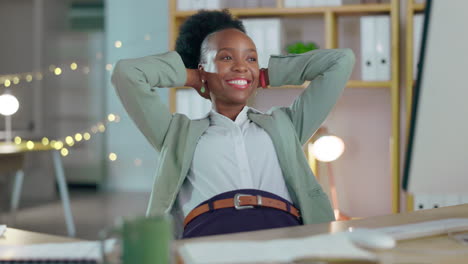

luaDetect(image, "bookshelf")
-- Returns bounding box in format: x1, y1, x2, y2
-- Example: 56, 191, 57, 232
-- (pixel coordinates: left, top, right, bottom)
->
405, 0, 426, 212
168, 0, 401, 214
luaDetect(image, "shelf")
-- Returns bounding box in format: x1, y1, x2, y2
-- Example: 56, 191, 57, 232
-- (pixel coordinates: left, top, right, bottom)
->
174, 80, 391, 90
413, 3, 426, 12
175, 3, 391, 19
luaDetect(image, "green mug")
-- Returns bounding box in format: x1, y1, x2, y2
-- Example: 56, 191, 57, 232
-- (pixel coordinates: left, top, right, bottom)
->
100, 215, 173, 264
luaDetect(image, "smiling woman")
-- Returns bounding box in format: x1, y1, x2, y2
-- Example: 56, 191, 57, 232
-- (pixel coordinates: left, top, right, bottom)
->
111, 9, 355, 239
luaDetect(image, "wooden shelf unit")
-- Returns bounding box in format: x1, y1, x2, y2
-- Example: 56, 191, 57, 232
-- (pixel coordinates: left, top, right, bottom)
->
405, 0, 426, 212
168, 0, 401, 213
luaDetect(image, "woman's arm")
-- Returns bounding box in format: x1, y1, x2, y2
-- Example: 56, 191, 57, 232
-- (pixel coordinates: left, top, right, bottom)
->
268, 49, 355, 145
111, 51, 187, 151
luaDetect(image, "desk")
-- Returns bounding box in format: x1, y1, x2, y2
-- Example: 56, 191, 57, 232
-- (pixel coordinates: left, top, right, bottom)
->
2, 204, 468, 263
0, 142, 75, 237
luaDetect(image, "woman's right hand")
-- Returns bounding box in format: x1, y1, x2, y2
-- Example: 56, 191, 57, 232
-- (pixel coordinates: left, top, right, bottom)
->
185, 69, 211, 100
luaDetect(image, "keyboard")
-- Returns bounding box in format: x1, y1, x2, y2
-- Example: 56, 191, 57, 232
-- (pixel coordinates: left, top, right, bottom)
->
374, 218, 468, 241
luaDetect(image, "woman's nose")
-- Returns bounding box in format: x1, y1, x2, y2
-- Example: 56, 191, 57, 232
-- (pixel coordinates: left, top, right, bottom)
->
232, 60, 248, 72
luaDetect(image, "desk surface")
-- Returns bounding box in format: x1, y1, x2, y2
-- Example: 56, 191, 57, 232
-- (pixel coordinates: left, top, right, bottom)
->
2, 204, 468, 263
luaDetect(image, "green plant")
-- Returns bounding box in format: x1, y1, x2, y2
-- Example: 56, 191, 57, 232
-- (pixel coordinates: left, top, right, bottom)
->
285, 42, 319, 54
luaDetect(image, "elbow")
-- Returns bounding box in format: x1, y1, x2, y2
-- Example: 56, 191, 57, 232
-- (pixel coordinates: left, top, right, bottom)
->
341, 48, 356, 66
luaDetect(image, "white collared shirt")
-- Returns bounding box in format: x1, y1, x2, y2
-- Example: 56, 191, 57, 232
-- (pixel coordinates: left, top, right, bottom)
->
177, 106, 292, 217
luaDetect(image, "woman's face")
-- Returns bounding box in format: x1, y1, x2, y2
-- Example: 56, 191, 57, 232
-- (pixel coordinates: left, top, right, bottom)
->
199, 28, 259, 107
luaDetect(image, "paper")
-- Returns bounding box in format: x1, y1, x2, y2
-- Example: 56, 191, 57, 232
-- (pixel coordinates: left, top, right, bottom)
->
0, 225, 6, 237
0, 239, 115, 261
179, 232, 376, 264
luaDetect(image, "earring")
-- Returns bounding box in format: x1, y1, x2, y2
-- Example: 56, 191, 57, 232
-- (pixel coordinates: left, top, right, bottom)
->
201, 80, 206, 93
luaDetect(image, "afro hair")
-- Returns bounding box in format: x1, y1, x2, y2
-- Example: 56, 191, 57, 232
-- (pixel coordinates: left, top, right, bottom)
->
175, 9, 246, 69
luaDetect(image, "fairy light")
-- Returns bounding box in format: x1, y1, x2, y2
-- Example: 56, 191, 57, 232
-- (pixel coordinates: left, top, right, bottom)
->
14, 136, 22, 144
70, 63, 78, 70
114, 40, 122, 48
65, 136, 74, 146
105, 64, 113, 71
91, 126, 98, 134
54, 140, 64, 150
107, 113, 116, 122
12, 76, 20, 84
49, 65, 56, 72
83, 132, 91, 140
98, 123, 106, 133
26, 141, 35, 150
54, 67, 62, 75
36, 73, 43, 80
26, 74, 33, 82
41, 137, 49, 145
4, 79, 11, 87
109, 152, 117, 161
61, 148, 69, 157
75, 133, 83, 142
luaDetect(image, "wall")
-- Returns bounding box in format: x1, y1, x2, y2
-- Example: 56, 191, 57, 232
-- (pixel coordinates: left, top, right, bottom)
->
104, 0, 169, 191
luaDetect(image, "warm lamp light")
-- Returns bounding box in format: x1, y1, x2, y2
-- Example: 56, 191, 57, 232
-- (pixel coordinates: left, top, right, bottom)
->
0, 93, 20, 116
310, 135, 345, 162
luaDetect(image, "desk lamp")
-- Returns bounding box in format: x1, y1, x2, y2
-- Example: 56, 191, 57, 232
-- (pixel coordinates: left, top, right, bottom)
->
308, 127, 349, 220
0, 90, 20, 142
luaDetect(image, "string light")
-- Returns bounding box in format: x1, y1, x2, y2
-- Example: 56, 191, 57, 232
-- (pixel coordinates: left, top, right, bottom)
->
4, 79, 11, 87
109, 152, 117, 161
54, 67, 62, 75
26, 141, 35, 150
36, 73, 43, 80
98, 123, 106, 133
114, 40, 122, 48
26, 74, 33, 82
49, 65, 56, 72
61, 148, 69, 157
83, 132, 91, 140
70, 63, 78, 70
105, 64, 113, 71
75, 133, 83, 142
65, 136, 74, 146
14, 136, 22, 144
12, 76, 20, 84
42, 137, 49, 145
54, 140, 64, 150
107, 114, 116, 122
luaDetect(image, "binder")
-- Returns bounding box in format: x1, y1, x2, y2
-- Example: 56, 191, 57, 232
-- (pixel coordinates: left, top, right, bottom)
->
177, 0, 191, 10
242, 18, 282, 69
284, 0, 297, 7
360, 15, 390, 81
360, 16, 377, 80
176, 89, 212, 120
191, 0, 206, 10
375, 16, 391, 81
205, 0, 222, 9
413, 14, 424, 80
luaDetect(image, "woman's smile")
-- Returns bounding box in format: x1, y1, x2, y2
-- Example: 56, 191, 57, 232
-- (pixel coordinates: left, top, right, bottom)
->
225, 78, 252, 90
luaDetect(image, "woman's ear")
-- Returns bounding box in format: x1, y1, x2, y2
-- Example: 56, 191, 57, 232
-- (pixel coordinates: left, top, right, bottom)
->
198, 64, 206, 80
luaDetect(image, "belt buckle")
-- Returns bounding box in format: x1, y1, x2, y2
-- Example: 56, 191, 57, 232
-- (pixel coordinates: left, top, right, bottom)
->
234, 193, 254, 210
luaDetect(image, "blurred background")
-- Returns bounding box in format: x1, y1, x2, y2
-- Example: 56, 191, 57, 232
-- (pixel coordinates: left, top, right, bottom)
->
0, 0, 434, 240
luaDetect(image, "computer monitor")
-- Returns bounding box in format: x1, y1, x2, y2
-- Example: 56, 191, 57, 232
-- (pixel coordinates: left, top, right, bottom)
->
403, 0, 468, 194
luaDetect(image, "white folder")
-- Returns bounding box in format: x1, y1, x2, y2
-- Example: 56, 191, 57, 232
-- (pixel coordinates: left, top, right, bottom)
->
360, 16, 377, 80
177, 0, 191, 10
242, 18, 282, 68
205, 0, 222, 9
176, 89, 212, 120
284, 0, 297, 7
413, 14, 424, 80
375, 16, 391, 81
192, 0, 206, 10
297, 0, 314, 7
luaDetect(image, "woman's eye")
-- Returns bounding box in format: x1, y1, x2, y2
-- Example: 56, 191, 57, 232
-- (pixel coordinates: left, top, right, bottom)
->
248, 57, 257, 62
222, 56, 232, 60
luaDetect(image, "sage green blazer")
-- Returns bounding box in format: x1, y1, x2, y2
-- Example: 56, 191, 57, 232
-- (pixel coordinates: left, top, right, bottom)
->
112, 48, 355, 236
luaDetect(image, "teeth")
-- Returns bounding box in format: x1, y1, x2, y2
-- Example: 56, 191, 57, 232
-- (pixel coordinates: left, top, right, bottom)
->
228, 80, 248, 85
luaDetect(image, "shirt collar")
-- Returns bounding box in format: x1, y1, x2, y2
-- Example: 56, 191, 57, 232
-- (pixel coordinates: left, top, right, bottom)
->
209, 105, 263, 127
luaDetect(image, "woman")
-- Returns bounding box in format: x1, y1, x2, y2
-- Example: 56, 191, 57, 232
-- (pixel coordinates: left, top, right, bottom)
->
112, 9, 355, 239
